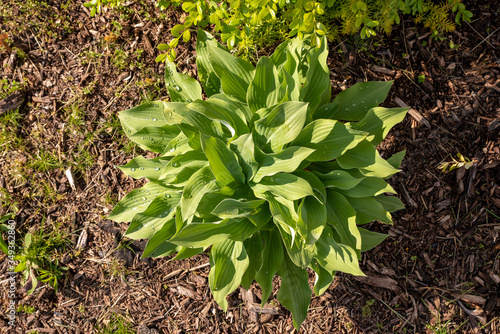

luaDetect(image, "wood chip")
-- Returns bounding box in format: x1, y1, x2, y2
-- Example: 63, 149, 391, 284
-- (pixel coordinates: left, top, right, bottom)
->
0, 92, 24, 114
354, 274, 399, 291
454, 293, 486, 305
394, 97, 431, 128
370, 65, 395, 76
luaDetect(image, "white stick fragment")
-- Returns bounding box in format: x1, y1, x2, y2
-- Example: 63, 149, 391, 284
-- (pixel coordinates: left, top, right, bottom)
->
76, 228, 88, 250
65, 167, 76, 190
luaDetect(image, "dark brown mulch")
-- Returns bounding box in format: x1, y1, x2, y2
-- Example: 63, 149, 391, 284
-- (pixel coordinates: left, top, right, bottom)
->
0, 0, 499, 333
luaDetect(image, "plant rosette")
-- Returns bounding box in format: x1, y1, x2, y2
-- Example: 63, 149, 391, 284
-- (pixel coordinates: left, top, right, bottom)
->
109, 30, 407, 329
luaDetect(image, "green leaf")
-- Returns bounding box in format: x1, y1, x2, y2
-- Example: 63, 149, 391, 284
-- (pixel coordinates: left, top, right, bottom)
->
209, 240, 249, 311
201, 134, 246, 186
187, 99, 250, 137
314, 81, 393, 121
265, 195, 298, 240
163, 102, 226, 139
254, 101, 309, 152
119, 156, 169, 181
208, 93, 253, 124
180, 166, 218, 220
325, 189, 362, 253
387, 150, 406, 169
230, 133, 259, 181
109, 182, 170, 222
300, 35, 331, 113
292, 119, 366, 161
315, 226, 364, 276
293, 170, 327, 205
337, 177, 397, 198
349, 107, 408, 145
241, 233, 263, 289
317, 170, 363, 190
252, 173, 315, 201
247, 57, 283, 112
164, 59, 203, 103
296, 196, 327, 246
119, 101, 167, 135
336, 140, 399, 178
159, 150, 208, 181
358, 227, 388, 252
277, 252, 311, 330
172, 246, 204, 260
253, 146, 315, 182
196, 30, 222, 97
256, 229, 283, 306
310, 260, 335, 296
211, 198, 270, 227
199, 30, 255, 102
126, 192, 181, 239
0, 236, 7, 255
128, 125, 181, 153
346, 196, 392, 225
170, 218, 257, 248
142, 218, 177, 257
374, 195, 405, 212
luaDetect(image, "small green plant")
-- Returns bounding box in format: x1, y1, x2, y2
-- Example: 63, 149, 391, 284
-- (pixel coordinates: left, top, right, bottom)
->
437, 152, 475, 172
109, 30, 407, 329
362, 299, 375, 317
14, 221, 70, 294
17, 304, 36, 314
84, 0, 471, 60
96, 314, 135, 334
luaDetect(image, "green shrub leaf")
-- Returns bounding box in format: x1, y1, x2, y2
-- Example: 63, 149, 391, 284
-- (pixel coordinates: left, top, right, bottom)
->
119, 156, 169, 181
247, 57, 283, 112
277, 252, 311, 330
349, 107, 408, 145
209, 240, 249, 311
256, 229, 283, 306
253, 146, 315, 182
359, 227, 389, 252
254, 101, 309, 152
164, 59, 203, 103
314, 81, 393, 121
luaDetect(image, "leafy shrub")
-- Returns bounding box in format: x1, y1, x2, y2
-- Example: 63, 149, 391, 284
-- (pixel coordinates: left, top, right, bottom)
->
85, 0, 471, 59
109, 30, 407, 328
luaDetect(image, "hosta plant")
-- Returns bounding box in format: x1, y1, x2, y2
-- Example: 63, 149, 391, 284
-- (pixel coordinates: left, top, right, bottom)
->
109, 30, 407, 329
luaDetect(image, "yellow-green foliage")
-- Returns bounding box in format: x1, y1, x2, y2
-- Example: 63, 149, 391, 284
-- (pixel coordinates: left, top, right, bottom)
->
85, 0, 472, 58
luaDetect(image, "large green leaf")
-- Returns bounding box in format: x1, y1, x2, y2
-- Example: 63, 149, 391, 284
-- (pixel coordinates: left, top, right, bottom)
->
277, 252, 311, 330
374, 195, 405, 212
180, 166, 218, 220
254, 101, 309, 152
292, 119, 366, 162
128, 125, 180, 153
387, 150, 406, 169
211, 198, 270, 227
314, 81, 393, 121
126, 192, 181, 239
108, 182, 170, 222
142, 218, 177, 257
349, 107, 408, 145
325, 189, 362, 253
336, 140, 400, 178
359, 227, 389, 252
247, 57, 283, 112
199, 30, 255, 102
296, 196, 327, 246
119, 156, 169, 181
169, 218, 257, 248
241, 233, 263, 289
265, 195, 298, 241
159, 150, 208, 180
337, 177, 397, 198
164, 59, 203, 103
255, 229, 283, 306
310, 260, 335, 296
186, 99, 249, 137
201, 134, 245, 186
317, 170, 363, 190
209, 239, 249, 311
346, 196, 393, 225
230, 133, 259, 181
315, 226, 364, 276
163, 102, 226, 139
252, 173, 315, 201
119, 101, 167, 134
209, 93, 253, 124
196, 29, 222, 97
300, 35, 331, 113
253, 146, 315, 182
293, 170, 326, 205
